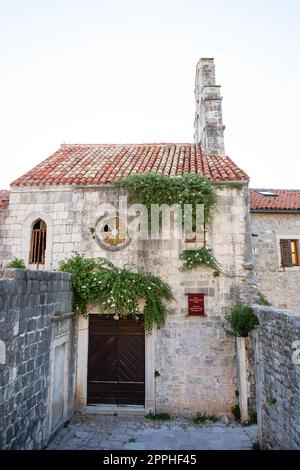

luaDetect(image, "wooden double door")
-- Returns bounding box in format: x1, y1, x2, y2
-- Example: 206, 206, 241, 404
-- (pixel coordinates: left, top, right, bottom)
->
87, 315, 145, 405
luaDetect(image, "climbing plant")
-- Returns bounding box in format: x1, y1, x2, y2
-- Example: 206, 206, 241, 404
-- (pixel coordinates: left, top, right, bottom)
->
112, 172, 218, 224
113, 173, 221, 275
59, 254, 174, 333
179, 248, 221, 276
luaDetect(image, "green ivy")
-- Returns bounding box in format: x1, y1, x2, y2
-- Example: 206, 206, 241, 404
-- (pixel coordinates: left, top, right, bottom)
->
112, 172, 218, 224
59, 254, 174, 333
179, 248, 221, 276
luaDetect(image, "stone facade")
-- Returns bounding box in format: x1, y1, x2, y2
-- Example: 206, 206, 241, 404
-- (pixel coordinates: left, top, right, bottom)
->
0, 183, 256, 417
0, 269, 76, 449
252, 305, 300, 449
251, 213, 300, 308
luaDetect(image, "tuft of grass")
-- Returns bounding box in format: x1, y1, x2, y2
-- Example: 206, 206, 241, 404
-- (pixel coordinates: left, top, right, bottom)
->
257, 291, 271, 306
145, 412, 171, 421
226, 182, 244, 189
243, 409, 257, 426
266, 396, 277, 406
193, 413, 218, 426
5, 258, 26, 269
252, 441, 261, 450
54, 310, 64, 317
231, 404, 241, 421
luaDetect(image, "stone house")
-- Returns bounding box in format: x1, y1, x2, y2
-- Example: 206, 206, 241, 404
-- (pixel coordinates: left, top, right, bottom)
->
250, 189, 300, 309
0, 58, 258, 417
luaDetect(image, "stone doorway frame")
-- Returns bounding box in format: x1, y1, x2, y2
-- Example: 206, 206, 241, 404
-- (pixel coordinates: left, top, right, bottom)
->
75, 315, 156, 412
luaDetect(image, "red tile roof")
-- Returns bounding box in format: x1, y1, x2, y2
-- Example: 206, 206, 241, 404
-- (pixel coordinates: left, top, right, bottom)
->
0, 190, 10, 210
11, 143, 249, 187
250, 189, 300, 211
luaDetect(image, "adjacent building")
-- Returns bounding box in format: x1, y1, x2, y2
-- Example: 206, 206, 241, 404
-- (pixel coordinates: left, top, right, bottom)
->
250, 189, 300, 309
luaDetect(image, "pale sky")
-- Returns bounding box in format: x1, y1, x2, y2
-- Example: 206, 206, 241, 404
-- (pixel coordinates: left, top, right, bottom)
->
0, 0, 299, 189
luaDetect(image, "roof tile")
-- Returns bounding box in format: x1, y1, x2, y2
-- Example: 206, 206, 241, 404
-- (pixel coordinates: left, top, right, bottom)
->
11, 143, 249, 187
0, 190, 10, 210
250, 189, 300, 211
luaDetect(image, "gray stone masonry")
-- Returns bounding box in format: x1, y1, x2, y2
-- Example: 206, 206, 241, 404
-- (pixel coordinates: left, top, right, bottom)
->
253, 305, 300, 449
46, 414, 257, 450
0, 209, 11, 265
194, 58, 225, 155
0, 269, 76, 449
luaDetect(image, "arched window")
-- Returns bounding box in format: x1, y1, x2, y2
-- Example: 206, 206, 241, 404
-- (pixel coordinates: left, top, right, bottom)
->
29, 219, 47, 264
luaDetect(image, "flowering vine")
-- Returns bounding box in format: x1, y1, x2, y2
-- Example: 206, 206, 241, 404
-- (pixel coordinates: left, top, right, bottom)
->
180, 248, 221, 276
59, 254, 174, 333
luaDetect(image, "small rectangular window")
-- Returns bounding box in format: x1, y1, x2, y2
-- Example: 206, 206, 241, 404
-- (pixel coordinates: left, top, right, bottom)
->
280, 239, 299, 267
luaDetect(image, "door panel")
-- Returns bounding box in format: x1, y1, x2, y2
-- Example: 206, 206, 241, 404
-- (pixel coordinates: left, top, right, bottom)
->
87, 316, 145, 405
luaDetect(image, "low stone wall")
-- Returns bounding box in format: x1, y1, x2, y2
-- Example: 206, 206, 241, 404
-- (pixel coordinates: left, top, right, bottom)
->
0, 269, 76, 450
253, 305, 300, 449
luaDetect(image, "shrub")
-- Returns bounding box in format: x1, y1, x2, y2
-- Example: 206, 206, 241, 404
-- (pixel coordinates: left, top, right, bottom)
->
227, 304, 259, 337
5, 258, 26, 269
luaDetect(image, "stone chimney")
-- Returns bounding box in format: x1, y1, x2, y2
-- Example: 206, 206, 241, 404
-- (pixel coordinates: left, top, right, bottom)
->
194, 58, 225, 155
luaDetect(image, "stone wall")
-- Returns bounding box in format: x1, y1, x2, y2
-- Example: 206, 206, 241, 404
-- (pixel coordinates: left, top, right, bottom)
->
0, 184, 256, 416
251, 213, 300, 309
0, 269, 76, 450
253, 305, 300, 449
0, 209, 11, 266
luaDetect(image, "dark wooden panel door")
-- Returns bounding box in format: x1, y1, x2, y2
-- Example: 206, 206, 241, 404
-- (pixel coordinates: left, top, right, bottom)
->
87, 315, 145, 405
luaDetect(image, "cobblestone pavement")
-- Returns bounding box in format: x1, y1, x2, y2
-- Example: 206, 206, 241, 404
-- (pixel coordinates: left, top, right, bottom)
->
46, 414, 257, 450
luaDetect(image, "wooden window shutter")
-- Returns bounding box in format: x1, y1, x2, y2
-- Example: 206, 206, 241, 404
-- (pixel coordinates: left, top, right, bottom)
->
280, 239, 293, 267
29, 219, 47, 265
